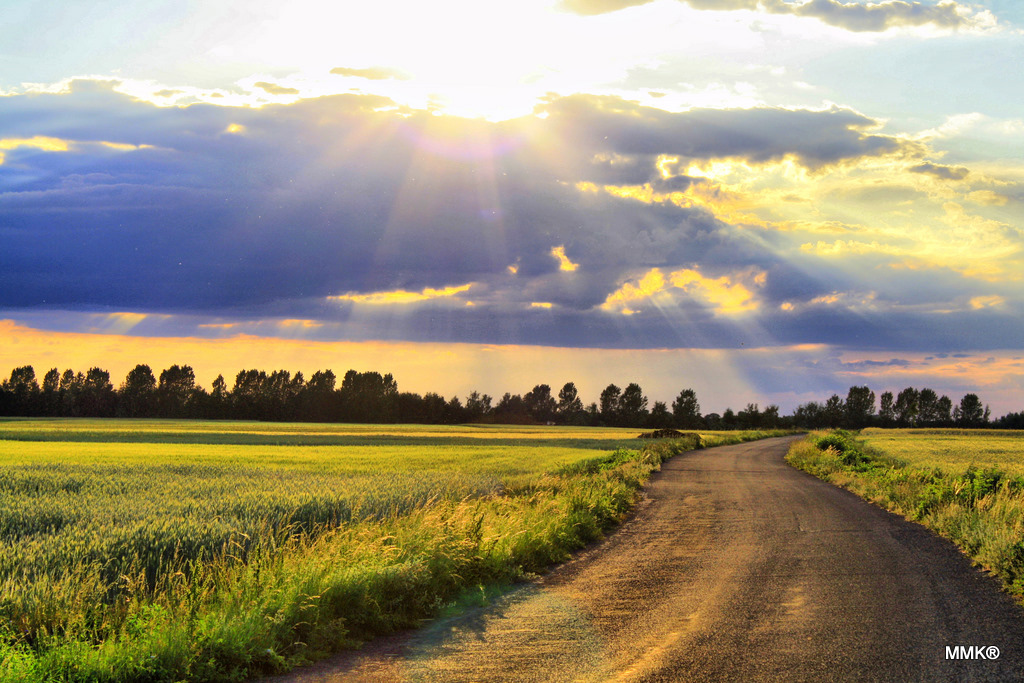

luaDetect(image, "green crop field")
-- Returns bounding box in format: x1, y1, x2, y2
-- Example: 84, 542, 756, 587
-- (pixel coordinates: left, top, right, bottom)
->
859, 428, 1024, 476
0, 418, 780, 682
788, 428, 1024, 611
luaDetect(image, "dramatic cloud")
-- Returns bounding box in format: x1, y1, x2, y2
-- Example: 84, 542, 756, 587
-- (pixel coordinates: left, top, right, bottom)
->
537, 95, 906, 170
0, 80, 1019, 356
559, 0, 990, 32
0, 83, 901, 310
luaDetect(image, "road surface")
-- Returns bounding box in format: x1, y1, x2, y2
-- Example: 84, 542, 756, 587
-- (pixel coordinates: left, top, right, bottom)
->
266, 436, 1024, 682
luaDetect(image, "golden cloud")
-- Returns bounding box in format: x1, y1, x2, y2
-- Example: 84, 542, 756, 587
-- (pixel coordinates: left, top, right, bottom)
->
601, 266, 761, 316
551, 245, 580, 272
969, 295, 1005, 310
329, 283, 473, 305
0, 136, 71, 164
600, 269, 667, 315
670, 268, 759, 314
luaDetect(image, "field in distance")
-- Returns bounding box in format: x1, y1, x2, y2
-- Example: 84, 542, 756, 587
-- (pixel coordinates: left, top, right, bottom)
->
0, 418, 775, 682
859, 427, 1024, 476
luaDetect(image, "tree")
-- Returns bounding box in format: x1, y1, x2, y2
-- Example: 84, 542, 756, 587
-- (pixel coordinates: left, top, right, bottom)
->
444, 396, 465, 424
894, 387, 919, 427
339, 370, 398, 422
824, 394, 845, 428
845, 386, 876, 429
646, 401, 674, 429
672, 389, 701, 429
158, 364, 197, 418
264, 369, 301, 420
955, 393, 987, 427
464, 391, 493, 422
599, 384, 621, 426
59, 369, 82, 416
300, 369, 338, 422
421, 392, 448, 424
617, 383, 648, 427
878, 391, 895, 427
207, 374, 230, 419
524, 384, 557, 423
935, 395, 953, 426
41, 368, 60, 416
917, 388, 941, 426
394, 392, 425, 423
792, 401, 825, 429
996, 412, 1024, 429
556, 382, 585, 424
4, 366, 40, 416
232, 369, 269, 419
761, 404, 780, 429
119, 364, 157, 417
81, 367, 115, 417
737, 403, 761, 429
493, 393, 529, 423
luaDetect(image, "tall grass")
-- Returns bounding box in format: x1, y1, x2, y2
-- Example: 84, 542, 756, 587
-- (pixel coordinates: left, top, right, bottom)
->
0, 423, 784, 682
787, 430, 1024, 604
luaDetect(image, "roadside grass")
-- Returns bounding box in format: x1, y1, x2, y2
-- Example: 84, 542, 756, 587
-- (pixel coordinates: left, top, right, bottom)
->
0, 421, 786, 682
787, 429, 1024, 604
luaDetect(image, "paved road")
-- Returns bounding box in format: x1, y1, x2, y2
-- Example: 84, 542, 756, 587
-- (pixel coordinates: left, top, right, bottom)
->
268, 436, 1024, 682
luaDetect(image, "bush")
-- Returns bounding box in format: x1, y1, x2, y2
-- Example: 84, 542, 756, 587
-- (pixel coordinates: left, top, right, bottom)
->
813, 430, 855, 453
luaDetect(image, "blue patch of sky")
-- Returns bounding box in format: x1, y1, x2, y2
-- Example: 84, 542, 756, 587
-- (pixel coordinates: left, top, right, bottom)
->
802, 30, 1024, 150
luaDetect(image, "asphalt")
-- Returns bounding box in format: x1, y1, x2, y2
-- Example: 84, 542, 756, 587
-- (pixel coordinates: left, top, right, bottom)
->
265, 436, 1024, 682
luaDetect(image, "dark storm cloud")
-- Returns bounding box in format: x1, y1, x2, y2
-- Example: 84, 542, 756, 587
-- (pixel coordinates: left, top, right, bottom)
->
3, 82, 1014, 352
0, 84, 732, 314
559, 0, 980, 32
537, 95, 905, 169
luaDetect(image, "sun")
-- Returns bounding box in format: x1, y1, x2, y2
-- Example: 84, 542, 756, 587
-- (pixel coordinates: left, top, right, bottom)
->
194, 0, 709, 121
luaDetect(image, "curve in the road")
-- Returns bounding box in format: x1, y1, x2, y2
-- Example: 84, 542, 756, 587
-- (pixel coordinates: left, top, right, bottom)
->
266, 436, 1024, 682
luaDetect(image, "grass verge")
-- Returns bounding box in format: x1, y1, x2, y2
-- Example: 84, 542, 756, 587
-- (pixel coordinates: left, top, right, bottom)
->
787, 430, 1024, 603
1, 430, 784, 682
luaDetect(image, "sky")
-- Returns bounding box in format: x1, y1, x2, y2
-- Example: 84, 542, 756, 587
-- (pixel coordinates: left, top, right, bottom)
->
1, 0, 1022, 414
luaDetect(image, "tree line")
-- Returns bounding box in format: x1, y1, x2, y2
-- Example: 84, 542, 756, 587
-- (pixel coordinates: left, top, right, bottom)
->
0, 364, 1016, 430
